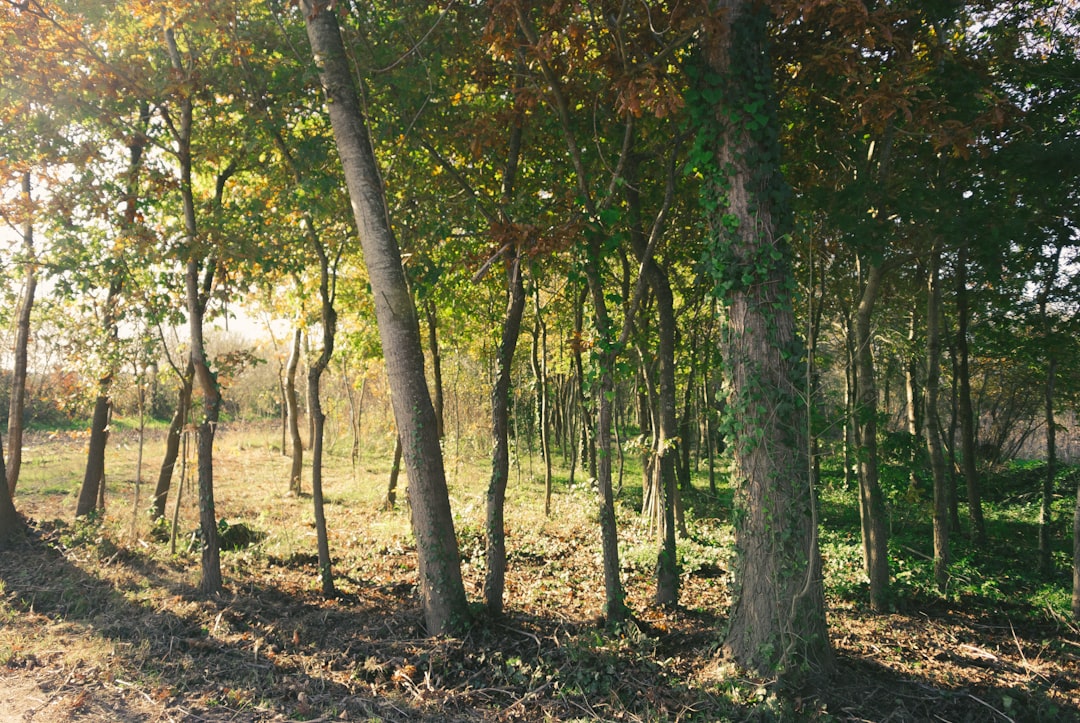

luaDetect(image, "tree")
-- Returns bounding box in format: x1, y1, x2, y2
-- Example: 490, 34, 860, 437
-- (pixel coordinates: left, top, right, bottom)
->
299, 0, 468, 633
692, 0, 831, 680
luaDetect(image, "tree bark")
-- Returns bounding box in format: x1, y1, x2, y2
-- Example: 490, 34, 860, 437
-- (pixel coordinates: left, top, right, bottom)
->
425, 299, 445, 439
854, 260, 890, 611
76, 278, 122, 518
286, 325, 304, 495
307, 242, 337, 597
1040, 354, 1057, 575
152, 359, 195, 521
484, 253, 527, 616
531, 288, 553, 516
300, 0, 467, 633
5, 171, 36, 498
164, 22, 221, 595
925, 242, 949, 593
955, 241, 986, 543
626, 160, 678, 607
697, 2, 832, 680
0, 435, 22, 548
385, 435, 402, 511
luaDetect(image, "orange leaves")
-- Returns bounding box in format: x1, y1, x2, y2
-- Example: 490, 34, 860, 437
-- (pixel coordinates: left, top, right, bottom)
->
614, 68, 685, 120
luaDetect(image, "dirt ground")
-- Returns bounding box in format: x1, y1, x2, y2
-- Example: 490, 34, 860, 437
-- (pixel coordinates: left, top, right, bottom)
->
2, 428, 1079, 721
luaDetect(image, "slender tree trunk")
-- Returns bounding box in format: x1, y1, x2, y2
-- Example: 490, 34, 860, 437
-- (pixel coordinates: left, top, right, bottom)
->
152, 360, 195, 521
76, 279, 122, 518
308, 243, 337, 597
165, 22, 221, 594
906, 309, 921, 494
842, 307, 857, 491
697, 3, 831, 679
855, 260, 890, 611
1040, 355, 1057, 575
425, 299, 445, 439
6, 172, 35, 498
484, 254, 527, 616
925, 242, 949, 593
300, 0, 467, 632
946, 339, 963, 532
531, 289, 553, 516
955, 242, 986, 543
385, 435, 402, 510
1072, 477, 1080, 618
286, 326, 304, 495
626, 162, 678, 607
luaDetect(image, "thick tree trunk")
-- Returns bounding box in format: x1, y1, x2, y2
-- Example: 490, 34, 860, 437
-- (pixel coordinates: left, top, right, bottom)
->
6, 172, 35, 498
286, 326, 304, 495
925, 243, 949, 592
697, 3, 831, 680
152, 360, 195, 521
855, 261, 890, 611
955, 242, 986, 543
300, 0, 467, 633
484, 254, 527, 616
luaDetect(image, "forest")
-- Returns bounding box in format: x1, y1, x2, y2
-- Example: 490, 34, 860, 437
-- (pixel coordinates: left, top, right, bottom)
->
1, 0, 1079, 720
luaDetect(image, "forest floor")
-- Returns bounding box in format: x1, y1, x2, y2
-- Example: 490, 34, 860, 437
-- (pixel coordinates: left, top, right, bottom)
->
1, 423, 1078, 722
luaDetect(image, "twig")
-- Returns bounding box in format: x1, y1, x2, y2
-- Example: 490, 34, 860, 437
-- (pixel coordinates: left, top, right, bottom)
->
967, 693, 1016, 722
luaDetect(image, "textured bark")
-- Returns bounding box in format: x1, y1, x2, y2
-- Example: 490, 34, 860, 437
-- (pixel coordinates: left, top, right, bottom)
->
1040, 355, 1057, 575
1073, 480, 1080, 618
286, 326, 304, 495
385, 435, 402, 511
300, 0, 466, 632
6, 172, 35, 498
925, 243, 949, 592
906, 309, 921, 494
699, 2, 831, 680
484, 255, 527, 616
854, 261, 890, 611
152, 360, 195, 521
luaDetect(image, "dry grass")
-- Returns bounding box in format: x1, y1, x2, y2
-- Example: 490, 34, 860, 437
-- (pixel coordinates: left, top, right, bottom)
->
1, 422, 1079, 721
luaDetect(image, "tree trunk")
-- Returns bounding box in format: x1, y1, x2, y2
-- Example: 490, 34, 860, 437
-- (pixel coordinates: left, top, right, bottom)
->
0, 435, 22, 548
300, 0, 467, 633
425, 299, 445, 439
531, 288, 553, 516
1072, 477, 1080, 618
76, 278, 122, 518
955, 242, 986, 543
307, 243, 337, 597
286, 326, 304, 495
925, 242, 949, 593
855, 260, 890, 611
1040, 354, 1057, 575
6, 171, 35, 498
906, 309, 921, 494
626, 161, 678, 607
165, 21, 221, 594
697, 3, 832, 680
484, 254, 527, 616
842, 307, 857, 491
152, 360, 195, 521
385, 435, 402, 511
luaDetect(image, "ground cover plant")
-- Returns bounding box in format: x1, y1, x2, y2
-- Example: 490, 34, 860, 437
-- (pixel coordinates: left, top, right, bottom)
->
1, 424, 1078, 722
